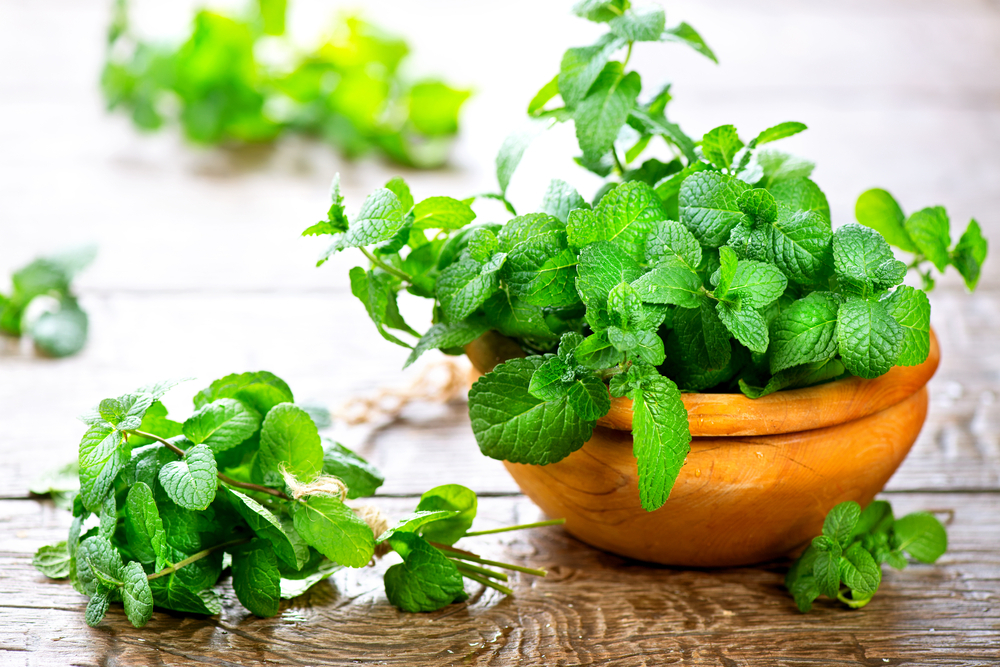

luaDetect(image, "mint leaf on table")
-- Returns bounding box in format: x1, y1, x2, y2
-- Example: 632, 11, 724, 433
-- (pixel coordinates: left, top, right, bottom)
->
811, 536, 843, 599
950, 219, 988, 291
836, 296, 903, 379
322, 441, 385, 499
256, 403, 323, 486
609, 5, 666, 42
149, 576, 222, 615
124, 482, 167, 567
223, 487, 307, 570
540, 179, 588, 223
893, 513, 948, 563
661, 22, 718, 63
680, 171, 751, 247
558, 33, 625, 107
468, 357, 596, 465
158, 444, 218, 511
905, 206, 951, 272
574, 63, 641, 161
881, 286, 931, 366
376, 511, 460, 545
383, 532, 468, 613
701, 125, 744, 172
404, 319, 490, 369
769, 292, 841, 373
33, 541, 71, 579
414, 484, 478, 546
231, 539, 281, 618
183, 398, 260, 453
291, 496, 375, 568
412, 197, 476, 230
839, 542, 882, 600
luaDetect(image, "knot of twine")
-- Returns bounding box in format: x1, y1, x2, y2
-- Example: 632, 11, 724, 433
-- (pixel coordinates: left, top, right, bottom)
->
335, 359, 468, 426
281, 467, 347, 502
351, 503, 393, 558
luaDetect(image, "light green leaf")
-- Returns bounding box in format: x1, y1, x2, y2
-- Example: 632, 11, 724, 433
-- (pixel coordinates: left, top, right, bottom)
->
881, 286, 930, 367
737, 188, 778, 225
322, 440, 384, 499
412, 196, 476, 230
645, 220, 702, 270
342, 189, 405, 248
753, 121, 807, 146
609, 5, 665, 42
384, 176, 414, 213
257, 403, 323, 486
854, 188, 915, 252
224, 487, 306, 570
770, 178, 830, 222
125, 482, 167, 566
661, 22, 718, 63
716, 301, 769, 353
558, 33, 626, 107
576, 241, 644, 309
291, 496, 375, 568
496, 120, 551, 195
540, 179, 587, 223
769, 292, 841, 374
183, 398, 260, 453
837, 296, 903, 379
528, 74, 559, 115
158, 444, 217, 511
905, 206, 951, 272
728, 259, 788, 308
121, 561, 154, 628
414, 484, 478, 546
79, 424, 129, 511
574, 63, 641, 160
404, 319, 489, 369
193, 371, 293, 416
590, 181, 666, 262
629, 373, 691, 511
679, 171, 751, 247
893, 512, 948, 564
31, 304, 88, 358
567, 374, 611, 421
632, 265, 701, 308
33, 541, 71, 579
950, 219, 988, 291
839, 542, 881, 597
85, 590, 111, 627
701, 125, 743, 172
436, 256, 504, 322
833, 223, 907, 295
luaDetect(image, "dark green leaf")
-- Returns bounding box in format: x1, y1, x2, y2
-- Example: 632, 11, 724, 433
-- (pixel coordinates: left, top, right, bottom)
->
629, 373, 691, 511
836, 296, 903, 379
384, 532, 468, 612
414, 484, 478, 545
893, 512, 948, 563
839, 542, 881, 597
322, 440, 385, 499
232, 538, 281, 617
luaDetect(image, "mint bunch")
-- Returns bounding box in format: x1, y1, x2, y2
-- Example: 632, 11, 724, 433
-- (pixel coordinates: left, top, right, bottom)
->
309, 1, 988, 515
787, 500, 948, 611
102, 0, 470, 167
34, 372, 555, 626
0, 245, 94, 357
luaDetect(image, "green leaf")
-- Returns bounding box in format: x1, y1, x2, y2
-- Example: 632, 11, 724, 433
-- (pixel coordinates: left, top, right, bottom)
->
769, 292, 841, 374
567, 374, 612, 421
85, 590, 111, 627
342, 189, 405, 248
609, 5, 665, 41
76, 536, 124, 597
881, 286, 930, 367
575, 64, 641, 161
468, 357, 595, 465
576, 241, 644, 309
893, 512, 948, 563
79, 424, 129, 511
716, 301, 769, 353
279, 559, 342, 599
125, 482, 167, 566
679, 171, 751, 247
608, 326, 665, 365
30, 303, 88, 358
628, 373, 691, 511
322, 440, 384, 499
833, 223, 907, 295
712, 246, 739, 300
837, 296, 903, 379
737, 188, 778, 225
149, 576, 222, 615
950, 219, 988, 291
701, 125, 743, 171
384, 176, 414, 213
404, 319, 489, 369
194, 371, 293, 416
661, 22, 718, 63
812, 536, 843, 599
590, 181, 666, 262
483, 292, 557, 341
158, 444, 218, 511
739, 358, 844, 399
574, 331, 626, 370
672, 298, 731, 369
33, 541, 71, 579
528, 357, 574, 402
839, 542, 882, 597
436, 255, 504, 322
757, 150, 815, 187
121, 560, 154, 628
412, 197, 476, 230
629, 110, 697, 164
384, 532, 468, 612
854, 188, 915, 252
304, 175, 349, 236
467, 228, 500, 263
350, 267, 413, 348
823, 501, 861, 549
558, 33, 625, 107
729, 259, 788, 308
632, 265, 701, 308
753, 121, 807, 146
257, 403, 324, 486
770, 178, 831, 222
496, 120, 550, 195
540, 179, 587, 223
527, 74, 559, 115
905, 206, 951, 272
376, 510, 459, 544
414, 484, 478, 545
183, 398, 260, 453
232, 538, 281, 617
645, 221, 702, 271
223, 487, 307, 569
98, 490, 117, 539
291, 496, 375, 568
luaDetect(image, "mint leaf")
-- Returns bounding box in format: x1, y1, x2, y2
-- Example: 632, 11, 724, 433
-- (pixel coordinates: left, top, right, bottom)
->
377, 510, 459, 544
716, 301, 769, 353
590, 181, 666, 262
121, 560, 154, 628
468, 356, 595, 465
466, 228, 499, 263
483, 292, 556, 341
576, 241, 644, 309
350, 267, 413, 348
572, 0, 628, 22
541, 179, 588, 223
79, 424, 129, 511
839, 542, 881, 598
628, 373, 691, 511
769, 178, 830, 222
404, 319, 489, 369
737, 188, 778, 225
574, 331, 626, 369
812, 536, 843, 599
149, 576, 222, 615
680, 171, 751, 247
728, 259, 788, 308
645, 220, 702, 271
661, 22, 718, 63
183, 398, 260, 453
631, 265, 702, 308
753, 121, 807, 146
33, 541, 71, 579
893, 512, 948, 564
384, 176, 414, 213
85, 590, 111, 627
881, 286, 930, 366
574, 63, 641, 160
412, 196, 476, 230
194, 371, 293, 415
304, 174, 348, 236
125, 482, 167, 566
950, 219, 988, 291
158, 444, 218, 511
384, 532, 468, 612
414, 484, 478, 546
342, 188, 405, 248
837, 296, 903, 379
712, 245, 739, 300
854, 188, 915, 252
701, 125, 743, 172
609, 5, 665, 42
528, 75, 559, 115
769, 292, 841, 373
558, 33, 625, 107
232, 538, 281, 617
673, 299, 731, 370
257, 403, 323, 486
740, 358, 845, 398
629, 109, 698, 164
528, 357, 574, 402
31, 304, 88, 358
437, 255, 505, 322
76, 536, 124, 597
322, 440, 385, 499
224, 487, 307, 570
567, 374, 612, 421
823, 501, 861, 549
833, 223, 907, 295
291, 495, 375, 568
905, 206, 951, 272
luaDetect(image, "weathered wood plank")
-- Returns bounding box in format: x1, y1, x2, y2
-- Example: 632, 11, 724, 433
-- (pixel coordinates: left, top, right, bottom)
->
1, 493, 997, 666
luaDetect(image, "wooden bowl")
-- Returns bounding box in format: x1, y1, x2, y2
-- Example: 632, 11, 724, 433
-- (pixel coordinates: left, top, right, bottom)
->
465, 329, 940, 566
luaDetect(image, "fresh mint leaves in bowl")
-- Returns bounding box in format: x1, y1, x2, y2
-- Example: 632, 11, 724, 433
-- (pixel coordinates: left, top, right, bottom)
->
307, 2, 986, 570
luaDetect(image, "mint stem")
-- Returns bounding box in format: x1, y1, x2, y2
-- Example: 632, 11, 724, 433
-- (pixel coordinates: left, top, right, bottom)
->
464, 518, 566, 537
456, 567, 514, 596
147, 537, 250, 581
360, 247, 412, 282
431, 542, 547, 577
448, 559, 508, 582
127, 429, 185, 456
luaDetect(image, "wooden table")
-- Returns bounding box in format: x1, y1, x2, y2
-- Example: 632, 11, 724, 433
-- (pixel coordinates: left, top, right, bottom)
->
1, 0, 998, 664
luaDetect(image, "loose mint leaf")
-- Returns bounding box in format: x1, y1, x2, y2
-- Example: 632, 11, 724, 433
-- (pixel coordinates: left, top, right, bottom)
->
770, 178, 831, 222
905, 206, 951, 272
567, 374, 612, 421
631, 265, 702, 308
576, 241, 644, 309
376, 510, 459, 544
437, 255, 505, 322
33, 541, 71, 579
404, 319, 489, 369
737, 188, 778, 225
609, 5, 665, 42
661, 22, 718, 63
158, 444, 218, 511
384, 176, 414, 213
121, 561, 154, 628
31, 304, 88, 358
125, 482, 167, 566
950, 219, 988, 291
79, 424, 129, 511
412, 197, 476, 230
769, 292, 841, 374
291, 496, 375, 568
716, 301, 769, 353
322, 440, 385, 499
680, 171, 751, 247
881, 286, 931, 367
823, 501, 861, 549
257, 403, 324, 486
183, 398, 260, 453
341, 189, 405, 248
833, 224, 907, 295
893, 512, 948, 563
540, 179, 587, 223
854, 188, 915, 252
224, 487, 306, 570
574, 331, 626, 369
645, 220, 702, 271
753, 121, 807, 146
496, 120, 551, 195
194, 371, 293, 415
384, 532, 468, 612
468, 357, 595, 465
853, 500, 895, 539
350, 267, 413, 348
232, 539, 281, 618
414, 484, 478, 545
837, 296, 903, 379
629, 373, 691, 511
558, 33, 625, 107
85, 590, 111, 627
839, 542, 881, 597
590, 181, 666, 262
673, 299, 731, 370
574, 64, 641, 161
701, 125, 743, 172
